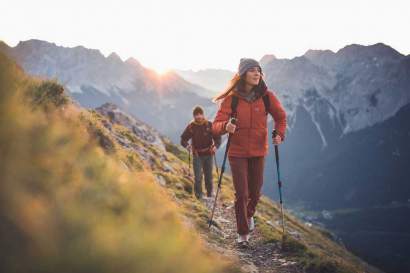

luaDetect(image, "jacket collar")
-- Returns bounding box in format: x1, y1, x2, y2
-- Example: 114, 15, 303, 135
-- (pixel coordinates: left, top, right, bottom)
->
232, 85, 267, 102
190, 119, 208, 126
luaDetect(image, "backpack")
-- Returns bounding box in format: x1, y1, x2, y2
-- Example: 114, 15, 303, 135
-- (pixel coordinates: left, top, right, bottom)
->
230, 93, 270, 117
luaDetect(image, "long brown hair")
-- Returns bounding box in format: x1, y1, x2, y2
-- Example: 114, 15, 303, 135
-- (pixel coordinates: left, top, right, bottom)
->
212, 71, 267, 103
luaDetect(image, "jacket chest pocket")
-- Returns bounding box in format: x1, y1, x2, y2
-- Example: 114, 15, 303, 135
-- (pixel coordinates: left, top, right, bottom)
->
236, 101, 251, 129
252, 99, 267, 128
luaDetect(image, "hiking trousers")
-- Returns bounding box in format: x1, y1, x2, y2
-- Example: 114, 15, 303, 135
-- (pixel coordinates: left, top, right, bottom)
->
228, 156, 265, 235
192, 154, 213, 198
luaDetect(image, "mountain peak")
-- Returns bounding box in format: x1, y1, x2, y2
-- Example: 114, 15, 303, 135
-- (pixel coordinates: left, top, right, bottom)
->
260, 54, 277, 66
0, 40, 10, 52
337, 42, 403, 59
304, 49, 335, 58
13, 39, 105, 59
125, 57, 142, 67
16, 39, 56, 50
107, 52, 122, 62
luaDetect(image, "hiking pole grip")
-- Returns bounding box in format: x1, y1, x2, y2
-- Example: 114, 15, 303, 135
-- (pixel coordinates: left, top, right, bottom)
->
220, 117, 237, 174
226, 116, 238, 133
272, 129, 277, 139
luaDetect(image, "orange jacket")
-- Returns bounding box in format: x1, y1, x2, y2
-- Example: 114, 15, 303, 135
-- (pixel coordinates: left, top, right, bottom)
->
212, 88, 287, 157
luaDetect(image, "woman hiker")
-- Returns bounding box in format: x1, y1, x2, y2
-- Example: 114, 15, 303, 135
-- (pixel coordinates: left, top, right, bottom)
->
180, 106, 221, 200
212, 58, 287, 247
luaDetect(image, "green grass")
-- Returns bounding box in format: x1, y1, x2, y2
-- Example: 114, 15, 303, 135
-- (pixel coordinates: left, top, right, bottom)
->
163, 137, 189, 162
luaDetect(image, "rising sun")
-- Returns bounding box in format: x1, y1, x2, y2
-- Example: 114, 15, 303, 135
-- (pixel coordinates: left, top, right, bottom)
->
154, 67, 170, 76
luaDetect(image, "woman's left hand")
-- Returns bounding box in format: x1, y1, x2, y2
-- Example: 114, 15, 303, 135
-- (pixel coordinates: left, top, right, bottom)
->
211, 145, 217, 153
272, 135, 282, 145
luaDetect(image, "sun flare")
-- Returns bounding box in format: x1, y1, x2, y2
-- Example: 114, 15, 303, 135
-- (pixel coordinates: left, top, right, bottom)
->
154, 67, 170, 76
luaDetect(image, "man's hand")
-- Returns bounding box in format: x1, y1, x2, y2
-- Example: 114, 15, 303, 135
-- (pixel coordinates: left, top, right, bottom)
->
186, 144, 192, 152
225, 120, 237, 134
272, 134, 282, 145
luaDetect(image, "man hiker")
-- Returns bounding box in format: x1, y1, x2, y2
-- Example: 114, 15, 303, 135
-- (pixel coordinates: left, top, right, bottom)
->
180, 105, 221, 200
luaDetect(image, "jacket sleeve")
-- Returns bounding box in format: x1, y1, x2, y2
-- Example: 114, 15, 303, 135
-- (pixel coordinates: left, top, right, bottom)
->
212, 96, 232, 136
180, 124, 193, 147
267, 91, 287, 141
211, 122, 222, 148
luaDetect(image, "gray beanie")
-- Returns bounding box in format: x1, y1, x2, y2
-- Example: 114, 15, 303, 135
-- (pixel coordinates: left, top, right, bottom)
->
238, 58, 262, 76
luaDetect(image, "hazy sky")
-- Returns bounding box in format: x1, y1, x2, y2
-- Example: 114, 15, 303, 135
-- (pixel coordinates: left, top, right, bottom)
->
1, 0, 409, 73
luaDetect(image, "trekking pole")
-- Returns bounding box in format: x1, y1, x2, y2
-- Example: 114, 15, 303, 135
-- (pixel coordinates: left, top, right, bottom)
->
272, 129, 286, 237
188, 146, 191, 177
208, 117, 237, 229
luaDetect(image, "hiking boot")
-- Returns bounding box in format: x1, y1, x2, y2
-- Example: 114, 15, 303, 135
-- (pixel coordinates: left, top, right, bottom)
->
236, 233, 250, 248
195, 193, 203, 200
200, 196, 210, 204
237, 240, 250, 248
207, 192, 215, 198
248, 216, 255, 233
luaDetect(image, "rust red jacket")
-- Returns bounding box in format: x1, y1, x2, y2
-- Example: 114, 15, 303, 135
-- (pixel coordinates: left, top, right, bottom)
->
212, 88, 287, 157
180, 119, 221, 156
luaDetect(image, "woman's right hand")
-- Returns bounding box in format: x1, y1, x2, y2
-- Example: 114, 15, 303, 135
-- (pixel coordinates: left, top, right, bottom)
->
225, 120, 237, 134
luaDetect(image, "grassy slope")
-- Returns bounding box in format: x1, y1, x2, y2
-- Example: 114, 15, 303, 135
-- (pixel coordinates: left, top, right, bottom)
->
0, 52, 241, 273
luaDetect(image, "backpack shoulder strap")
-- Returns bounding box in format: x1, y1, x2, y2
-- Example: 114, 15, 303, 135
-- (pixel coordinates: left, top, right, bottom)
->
188, 121, 195, 134
230, 95, 239, 117
262, 93, 270, 114
206, 120, 212, 130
